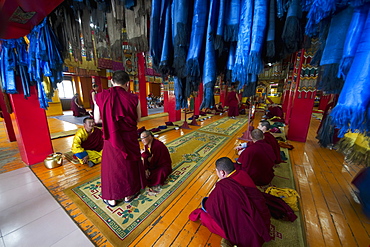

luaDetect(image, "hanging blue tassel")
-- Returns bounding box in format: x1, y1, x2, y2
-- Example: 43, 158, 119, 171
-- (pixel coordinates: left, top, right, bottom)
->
338, 5, 368, 80
150, 0, 163, 71
224, 0, 240, 42
159, 1, 173, 75
214, 0, 226, 52
0, 40, 18, 94
174, 76, 188, 110
305, 0, 337, 36
331, 7, 370, 136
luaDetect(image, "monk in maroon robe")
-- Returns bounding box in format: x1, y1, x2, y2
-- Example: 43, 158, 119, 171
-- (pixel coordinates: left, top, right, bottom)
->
189, 157, 271, 247
94, 70, 146, 207
266, 104, 284, 119
226, 87, 240, 118
89, 84, 99, 114
236, 129, 276, 186
140, 130, 172, 191
258, 120, 283, 164
71, 93, 88, 117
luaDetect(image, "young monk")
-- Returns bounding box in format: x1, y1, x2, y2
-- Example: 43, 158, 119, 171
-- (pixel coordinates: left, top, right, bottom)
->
258, 120, 283, 164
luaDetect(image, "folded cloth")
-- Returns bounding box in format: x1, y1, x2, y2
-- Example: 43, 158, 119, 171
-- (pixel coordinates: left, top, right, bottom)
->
165, 121, 174, 126
150, 128, 161, 133
270, 127, 281, 133
158, 125, 167, 129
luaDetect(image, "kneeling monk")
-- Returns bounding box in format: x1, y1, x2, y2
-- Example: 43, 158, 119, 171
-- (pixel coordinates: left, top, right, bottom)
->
140, 130, 172, 191
72, 117, 103, 167
189, 157, 271, 247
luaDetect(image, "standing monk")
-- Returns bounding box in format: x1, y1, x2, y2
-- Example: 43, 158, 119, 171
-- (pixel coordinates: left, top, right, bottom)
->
258, 120, 283, 164
94, 70, 146, 207
189, 157, 271, 247
226, 85, 240, 118
140, 130, 172, 192
89, 84, 99, 115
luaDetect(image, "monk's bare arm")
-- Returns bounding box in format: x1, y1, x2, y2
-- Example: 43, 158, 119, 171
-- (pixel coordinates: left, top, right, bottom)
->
94, 103, 101, 124
137, 101, 141, 122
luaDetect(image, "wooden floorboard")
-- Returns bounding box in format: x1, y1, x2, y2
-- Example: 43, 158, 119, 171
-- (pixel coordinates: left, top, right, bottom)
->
1, 111, 369, 246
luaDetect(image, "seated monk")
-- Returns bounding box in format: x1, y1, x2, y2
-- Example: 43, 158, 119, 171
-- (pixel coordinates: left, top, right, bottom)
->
72, 117, 104, 167
258, 120, 283, 164
71, 93, 89, 117
140, 130, 172, 192
266, 104, 284, 119
189, 157, 271, 247
236, 129, 276, 186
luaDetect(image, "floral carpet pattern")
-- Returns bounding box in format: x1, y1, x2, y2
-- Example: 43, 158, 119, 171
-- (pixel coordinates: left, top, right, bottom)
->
198, 116, 249, 136
64, 131, 229, 245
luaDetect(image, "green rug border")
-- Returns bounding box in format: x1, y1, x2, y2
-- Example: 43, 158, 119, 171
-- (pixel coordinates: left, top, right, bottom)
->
64, 131, 230, 246
198, 116, 249, 136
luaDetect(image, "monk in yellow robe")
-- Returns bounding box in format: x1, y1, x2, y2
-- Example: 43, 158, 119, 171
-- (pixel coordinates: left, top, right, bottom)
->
72, 117, 104, 167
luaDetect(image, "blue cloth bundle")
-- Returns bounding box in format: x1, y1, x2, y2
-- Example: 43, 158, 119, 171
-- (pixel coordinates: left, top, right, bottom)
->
186, 0, 208, 92
174, 76, 188, 110
317, 6, 353, 93
224, 0, 240, 42
330, 6, 370, 136
214, 0, 226, 52
265, 0, 276, 60
338, 5, 368, 80
149, 0, 164, 71
350, 0, 370, 7
225, 42, 236, 83
305, 0, 337, 36
281, 0, 303, 54
0, 40, 18, 94
159, 1, 174, 75
201, 0, 218, 109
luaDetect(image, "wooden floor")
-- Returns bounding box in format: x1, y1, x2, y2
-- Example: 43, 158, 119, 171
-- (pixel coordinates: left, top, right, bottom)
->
0, 111, 369, 246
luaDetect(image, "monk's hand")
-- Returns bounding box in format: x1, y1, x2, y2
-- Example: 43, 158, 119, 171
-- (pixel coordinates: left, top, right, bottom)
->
145, 169, 150, 179
82, 155, 89, 164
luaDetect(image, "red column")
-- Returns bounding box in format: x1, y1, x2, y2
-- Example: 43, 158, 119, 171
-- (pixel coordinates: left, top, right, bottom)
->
137, 52, 148, 117
163, 88, 169, 113
194, 83, 203, 115
10, 84, 53, 165
167, 90, 181, 122
0, 91, 16, 142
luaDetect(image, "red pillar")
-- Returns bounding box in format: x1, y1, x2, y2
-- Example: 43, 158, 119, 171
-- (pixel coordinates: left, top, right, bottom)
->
0, 91, 16, 142
287, 49, 317, 142
10, 84, 53, 165
194, 83, 203, 115
167, 90, 181, 122
163, 88, 169, 113
137, 52, 148, 117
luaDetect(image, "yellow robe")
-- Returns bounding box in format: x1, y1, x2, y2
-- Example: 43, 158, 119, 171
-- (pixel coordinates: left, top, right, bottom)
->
72, 128, 103, 165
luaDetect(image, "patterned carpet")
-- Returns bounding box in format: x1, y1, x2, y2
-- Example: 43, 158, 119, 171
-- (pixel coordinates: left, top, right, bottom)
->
64, 131, 229, 246
198, 116, 249, 136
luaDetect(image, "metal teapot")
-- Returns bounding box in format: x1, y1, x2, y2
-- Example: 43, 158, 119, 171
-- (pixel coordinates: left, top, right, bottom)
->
44, 152, 63, 169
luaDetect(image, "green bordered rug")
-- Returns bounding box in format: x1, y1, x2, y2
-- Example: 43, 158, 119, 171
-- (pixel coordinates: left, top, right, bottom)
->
198, 117, 249, 136
312, 112, 323, 121
259, 148, 306, 247
64, 131, 229, 246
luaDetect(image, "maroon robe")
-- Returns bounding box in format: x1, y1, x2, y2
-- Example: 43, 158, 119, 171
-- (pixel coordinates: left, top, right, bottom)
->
237, 140, 276, 186
71, 95, 87, 117
81, 127, 104, 151
192, 170, 271, 247
89, 89, 97, 113
264, 131, 283, 164
141, 138, 172, 186
267, 106, 284, 119
227, 91, 239, 117
95, 86, 146, 200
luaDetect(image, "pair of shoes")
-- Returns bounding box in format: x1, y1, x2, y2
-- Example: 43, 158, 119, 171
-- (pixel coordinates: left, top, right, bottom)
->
87, 161, 96, 167
103, 199, 117, 207
124, 191, 140, 203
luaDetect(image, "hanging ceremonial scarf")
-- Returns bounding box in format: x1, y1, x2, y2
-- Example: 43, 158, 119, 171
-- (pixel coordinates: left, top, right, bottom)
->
330, 7, 370, 136
125, 0, 149, 52
150, 0, 164, 71
265, 0, 276, 60
159, 1, 174, 75
338, 5, 368, 80
0, 40, 18, 94
214, 0, 226, 53
310, 19, 330, 66
305, 0, 337, 36
186, 0, 208, 89
174, 76, 188, 109
317, 6, 353, 93
201, 0, 218, 109
224, 0, 240, 42
225, 42, 236, 84
350, 0, 370, 7
281, 0, 303, 54
172, 0, 192, 78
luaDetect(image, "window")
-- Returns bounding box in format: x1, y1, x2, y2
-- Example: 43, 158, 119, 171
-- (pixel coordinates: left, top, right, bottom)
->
57, 77, 75, 98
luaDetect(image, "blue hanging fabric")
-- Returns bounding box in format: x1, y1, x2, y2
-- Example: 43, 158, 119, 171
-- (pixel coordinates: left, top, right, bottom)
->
276, 0, 285, 19
338, 5, 369, 80
225, 42, 236, 84
317, 6, 354, 94
281, 0, 303, 54
159, 1, 173, 75
214, 0, 226, 53
186, 0, 208, 92
150, 0, 164, 72
172, 0, 192, 78
224, 0, 240, 42
265, 0, 276, 60
305, 0, 337, 36
0, 40, 18, 94
350, 0, 370, 7
246, 0, 268, 75
174, 76, 188, 109
330, 6, 370, 136
310, 19, 331, 66
201, 0, 218, 109
232, 0, 253, 88
15, 38, 31, 98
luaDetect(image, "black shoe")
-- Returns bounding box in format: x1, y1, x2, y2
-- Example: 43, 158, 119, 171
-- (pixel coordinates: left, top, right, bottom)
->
87, 161, 96, 167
